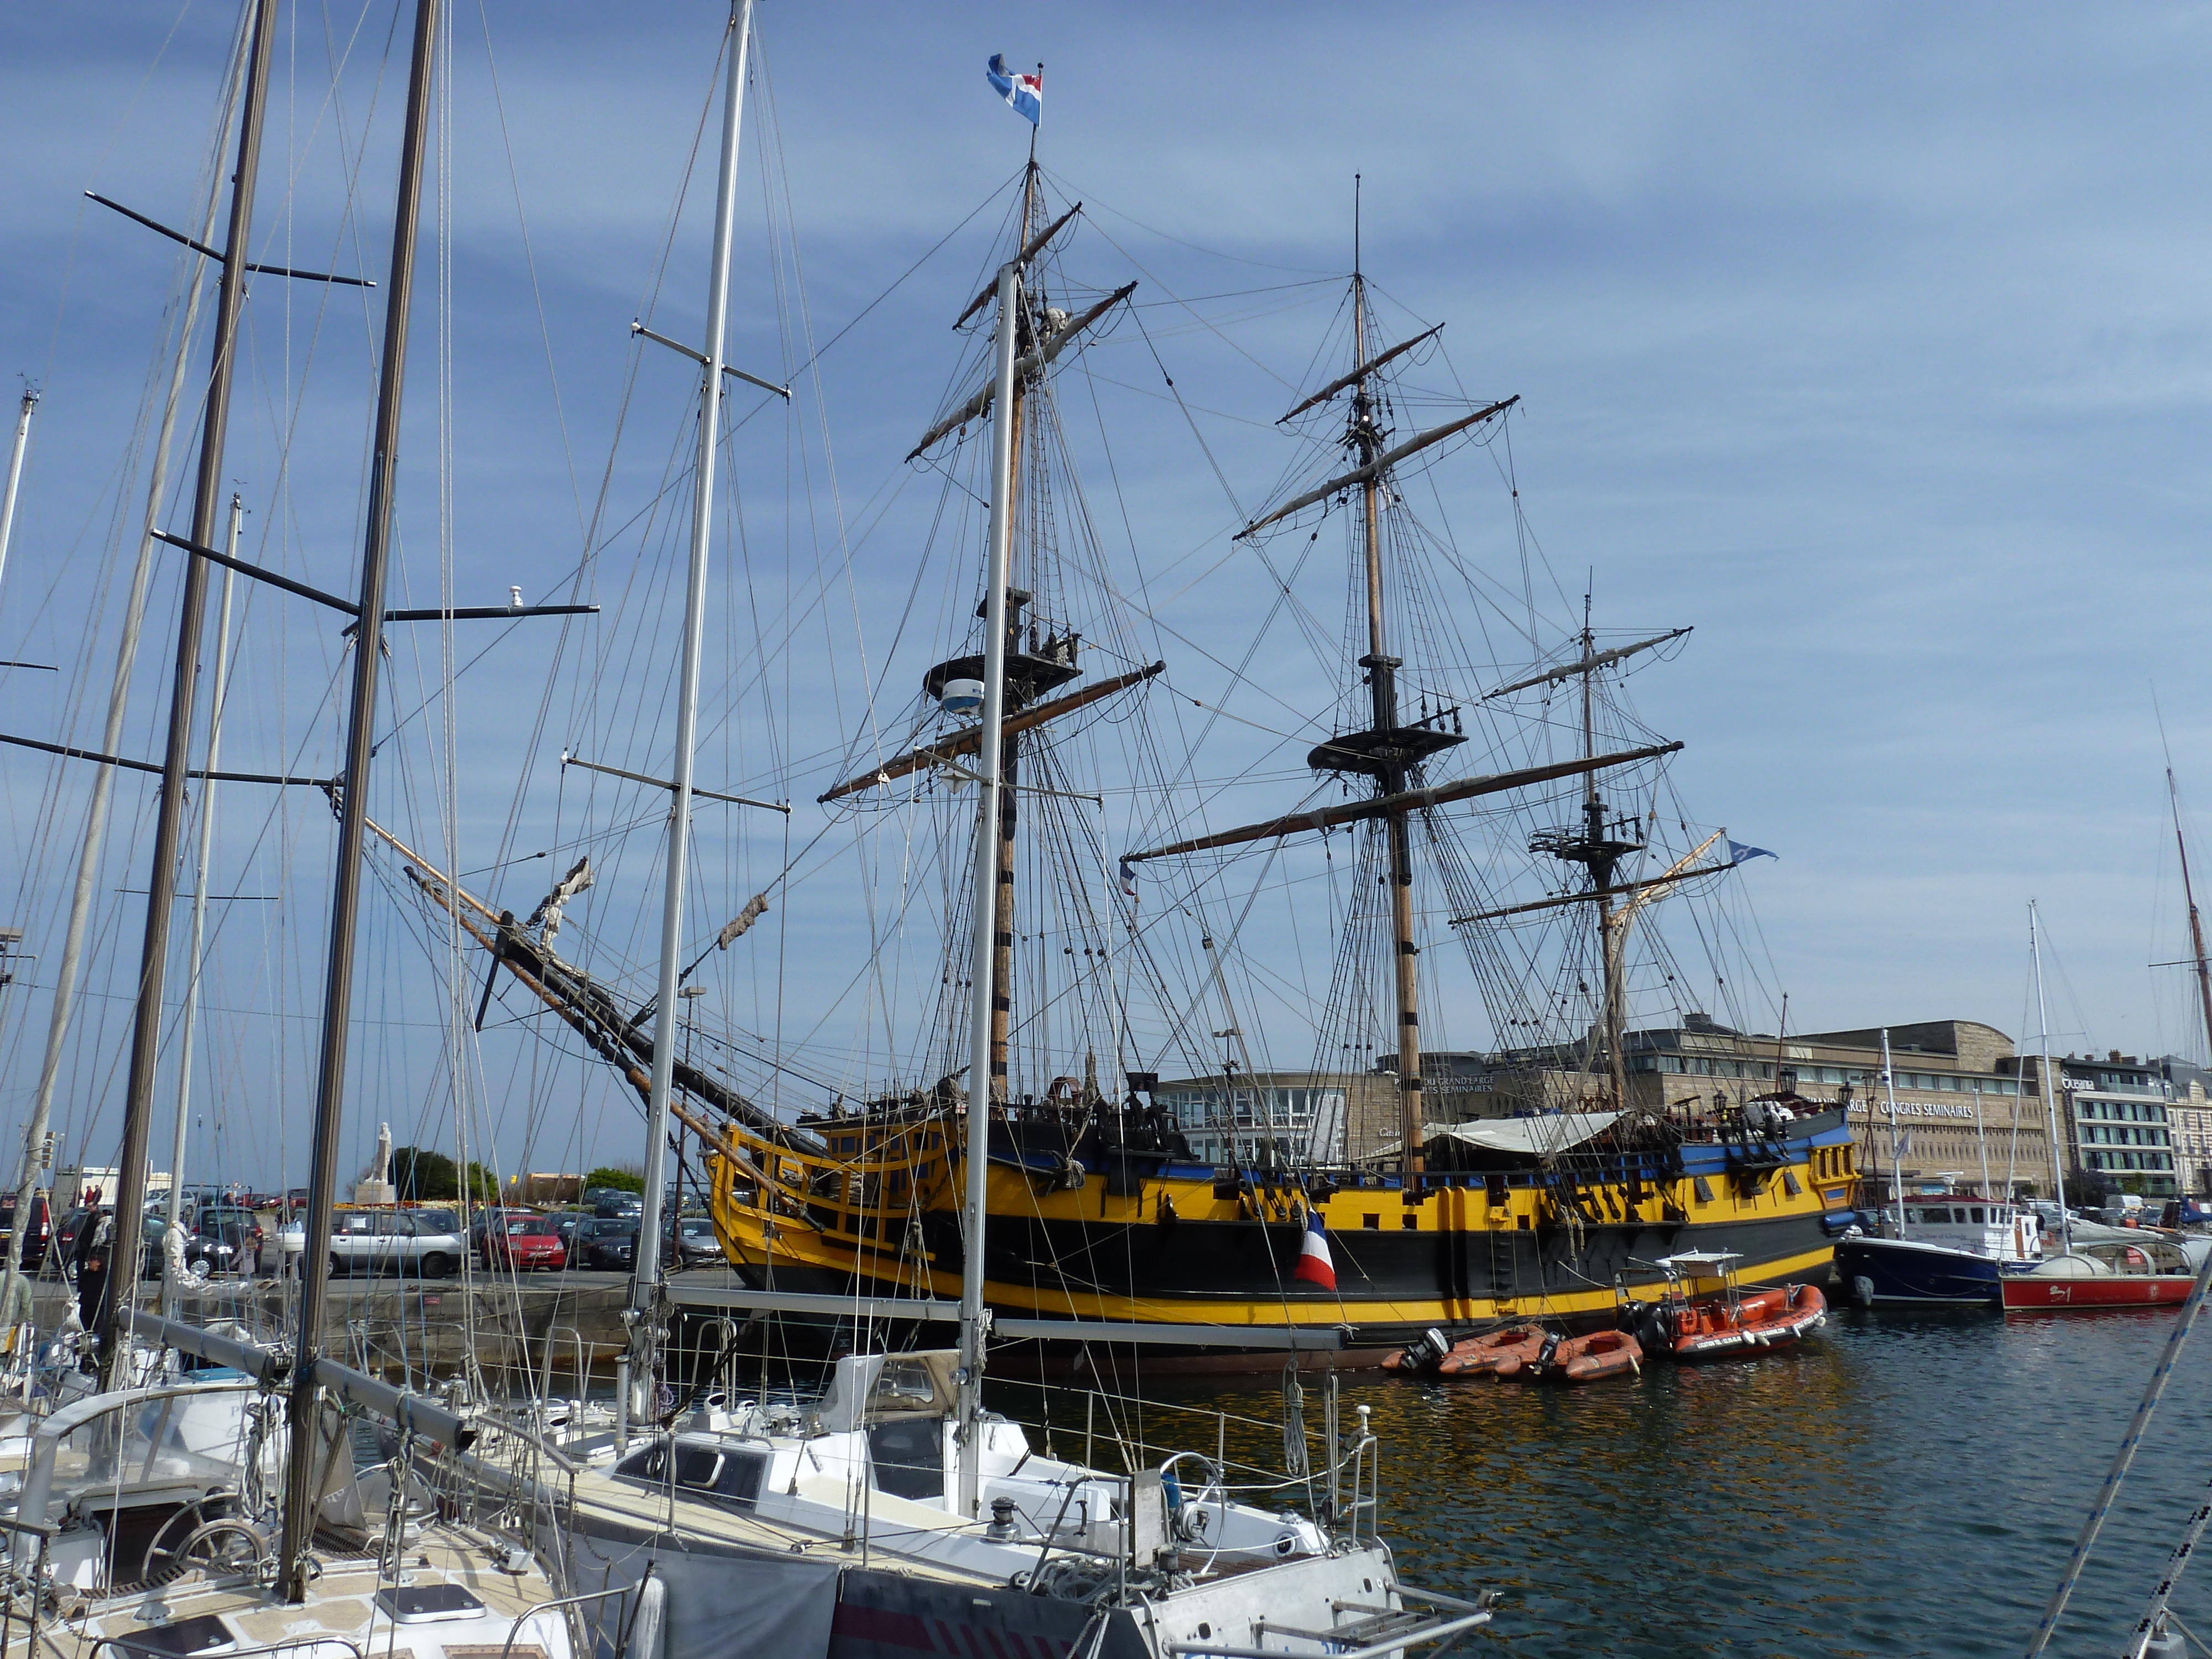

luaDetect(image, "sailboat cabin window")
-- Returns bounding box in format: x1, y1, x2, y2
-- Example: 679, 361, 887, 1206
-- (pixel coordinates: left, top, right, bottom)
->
613, 1439, 722, 1490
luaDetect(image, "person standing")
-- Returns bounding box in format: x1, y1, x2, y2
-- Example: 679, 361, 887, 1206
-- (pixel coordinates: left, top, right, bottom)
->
73, 1207, 113, 1363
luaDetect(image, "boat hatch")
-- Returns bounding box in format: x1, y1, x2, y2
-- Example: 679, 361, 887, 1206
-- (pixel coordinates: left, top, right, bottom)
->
113, 1614, 238, 1656
868, 1417, 946, 1501
375, 1583, 487, 1625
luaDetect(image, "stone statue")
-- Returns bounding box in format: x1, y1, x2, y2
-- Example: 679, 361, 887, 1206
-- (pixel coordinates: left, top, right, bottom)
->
354, 1121, 398, 1208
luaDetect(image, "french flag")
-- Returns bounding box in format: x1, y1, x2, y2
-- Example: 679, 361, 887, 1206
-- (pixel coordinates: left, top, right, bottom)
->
1293, 1209, 1336, 1291
987, 55, 1043, 126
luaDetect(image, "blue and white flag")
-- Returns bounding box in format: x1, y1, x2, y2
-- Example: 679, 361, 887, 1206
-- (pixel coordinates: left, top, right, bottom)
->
1728, 840, 1777, 865
987, 54, 1043, 124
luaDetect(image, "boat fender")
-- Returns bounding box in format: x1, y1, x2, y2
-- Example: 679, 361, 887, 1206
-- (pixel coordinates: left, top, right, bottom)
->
1852, 1275, 1875, 1310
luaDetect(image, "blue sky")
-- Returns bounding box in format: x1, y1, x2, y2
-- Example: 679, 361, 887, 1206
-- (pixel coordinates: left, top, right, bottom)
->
3, 2, 2211, 1186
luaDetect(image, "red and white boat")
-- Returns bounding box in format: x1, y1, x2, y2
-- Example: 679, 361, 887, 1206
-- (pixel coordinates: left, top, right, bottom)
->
2000, 1238, 2198, 1311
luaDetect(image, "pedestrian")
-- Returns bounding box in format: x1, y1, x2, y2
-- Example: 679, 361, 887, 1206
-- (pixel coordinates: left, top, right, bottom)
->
73, 1207, 113, 1362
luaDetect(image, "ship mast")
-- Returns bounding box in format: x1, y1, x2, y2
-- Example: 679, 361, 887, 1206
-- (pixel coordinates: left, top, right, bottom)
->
2030, 900, 2070, 1258
1583, 600, 1630, 1112
100, 0, 280, 1379
281, 0, 440, 1596
987, 155, 1039, 1104
2168, 768, 2212, 1068
628, 0, 757, 1440
1338, 183, 1430, 1193
958, 255, 1024, 1518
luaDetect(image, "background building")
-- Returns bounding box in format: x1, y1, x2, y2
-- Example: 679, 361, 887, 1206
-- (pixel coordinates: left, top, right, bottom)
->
2012, 1051, 2178, 1200
2161, 1058, 2212, 1196
1151, 1071, 1356, 1167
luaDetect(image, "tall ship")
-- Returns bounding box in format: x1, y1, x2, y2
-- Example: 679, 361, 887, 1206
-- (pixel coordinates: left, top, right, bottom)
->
695, 171, 1854, 1352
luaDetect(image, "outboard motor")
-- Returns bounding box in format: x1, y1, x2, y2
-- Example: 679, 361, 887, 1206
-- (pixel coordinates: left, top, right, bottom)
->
1619, 1300, 1673, 1357
1530, 1330, 1563, 1375
1397, 1328, 1451, 1372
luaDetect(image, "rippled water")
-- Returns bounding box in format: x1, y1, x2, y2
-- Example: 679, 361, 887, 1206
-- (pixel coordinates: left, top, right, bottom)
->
1006, 1306, 2212, 1657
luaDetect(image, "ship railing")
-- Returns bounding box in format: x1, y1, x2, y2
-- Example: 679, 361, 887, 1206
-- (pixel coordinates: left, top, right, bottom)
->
994, 1378, 1376, 1543
1180, 1586, 1497, 1659
498, 1573, 658, 1659
95, 1640, 365, 1659
0, 1512, 55, 1659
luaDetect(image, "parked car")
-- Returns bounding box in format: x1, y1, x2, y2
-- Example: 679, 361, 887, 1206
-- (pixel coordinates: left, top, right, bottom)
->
0, 1194, 54, 1272
549, 1211, 591, 1252
465, 1207, 534, 1258
139, 1215, 240, 1280
577, 1218, 639, 1271
671, 1217, 722, 1270
277, 1210, 464, 1277
482, 1215, 567, 1272
593, 1193, 644, 1220
196, 1206, 267, 1266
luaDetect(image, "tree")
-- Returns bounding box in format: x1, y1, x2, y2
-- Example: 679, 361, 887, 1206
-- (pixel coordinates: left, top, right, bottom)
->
463, 1162, 500, 1202
584, 1166, 644, 1194
2062, 1168, 2110, 1210
392, 1147, 458, 1201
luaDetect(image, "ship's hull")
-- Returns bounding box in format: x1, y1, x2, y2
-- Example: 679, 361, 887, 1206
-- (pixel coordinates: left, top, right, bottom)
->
707, 1113, 1855, 1350
1833, 1235, 2006, 1307
2000, 1271, 2197, 1311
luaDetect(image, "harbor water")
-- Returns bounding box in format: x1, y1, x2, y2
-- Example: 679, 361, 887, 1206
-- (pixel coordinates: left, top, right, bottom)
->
1006, 1306, 2212, 1657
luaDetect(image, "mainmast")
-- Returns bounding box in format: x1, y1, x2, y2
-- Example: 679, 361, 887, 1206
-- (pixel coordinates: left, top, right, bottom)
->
958, 257, 1024, 1517
988, 159, 1039, 1104
1345, 238, 1431, 1192
2030, 900, 2070, 1258
100, 0, 279, 1379
1881, 1028, 1906, 1238
629, 0, 757, 1439
280, 0, 440, 1597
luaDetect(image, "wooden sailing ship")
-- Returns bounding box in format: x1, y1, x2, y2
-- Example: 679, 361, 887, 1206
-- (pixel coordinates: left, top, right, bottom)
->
689, 179, 1854, 1352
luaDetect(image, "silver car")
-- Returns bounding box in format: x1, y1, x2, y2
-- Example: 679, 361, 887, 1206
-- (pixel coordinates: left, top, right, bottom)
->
302, 1209, 464, 1277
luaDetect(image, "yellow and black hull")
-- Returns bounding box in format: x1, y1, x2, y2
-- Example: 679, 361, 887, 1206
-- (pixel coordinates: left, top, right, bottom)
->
705, 1111, 1855, 1350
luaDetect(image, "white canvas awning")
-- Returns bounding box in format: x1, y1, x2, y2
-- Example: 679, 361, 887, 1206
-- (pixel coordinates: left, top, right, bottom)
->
1421, 1110, 1624, 1157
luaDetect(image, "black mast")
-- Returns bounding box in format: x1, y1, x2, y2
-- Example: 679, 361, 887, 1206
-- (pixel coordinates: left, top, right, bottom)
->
100, 0, 279, 1380
279, 0, 440, 1599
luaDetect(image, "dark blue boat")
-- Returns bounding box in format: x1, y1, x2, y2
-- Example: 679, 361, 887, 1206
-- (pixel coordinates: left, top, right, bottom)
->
1834, 1233, 2005, 1307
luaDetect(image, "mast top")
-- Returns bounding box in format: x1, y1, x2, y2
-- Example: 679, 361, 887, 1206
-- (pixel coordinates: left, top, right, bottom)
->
1354, 172, 1361, 283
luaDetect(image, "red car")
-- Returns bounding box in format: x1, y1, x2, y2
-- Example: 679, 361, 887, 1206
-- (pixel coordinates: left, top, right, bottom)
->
482, 1215, 567, 1272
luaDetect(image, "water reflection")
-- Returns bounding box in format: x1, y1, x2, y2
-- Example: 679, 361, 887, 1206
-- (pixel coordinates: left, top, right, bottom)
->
994, 1306, 2212, 1657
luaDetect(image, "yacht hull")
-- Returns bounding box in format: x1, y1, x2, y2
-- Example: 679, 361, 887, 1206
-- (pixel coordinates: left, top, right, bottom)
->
2000, 1271, 2197, 1311
1833, 1235, 2005, 1307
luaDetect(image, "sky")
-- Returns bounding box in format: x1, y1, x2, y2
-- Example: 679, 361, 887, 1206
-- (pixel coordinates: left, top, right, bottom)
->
3, 2, 2212, 1188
